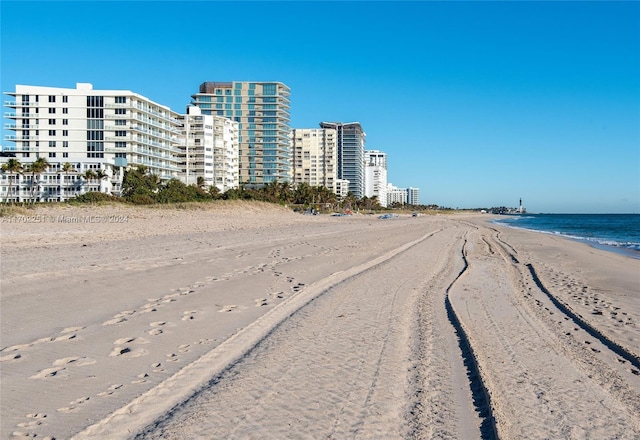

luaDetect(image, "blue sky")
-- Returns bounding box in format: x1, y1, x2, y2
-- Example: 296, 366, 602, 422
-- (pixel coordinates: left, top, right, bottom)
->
1, 1, 639, 213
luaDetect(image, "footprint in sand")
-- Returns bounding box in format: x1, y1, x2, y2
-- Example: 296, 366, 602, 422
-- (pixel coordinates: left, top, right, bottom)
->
166, 353, 180, 363
97, 383, 124, 397
218, 305, 237, 313
103, 310, 136, 326
16, 420, 42, 428
182, 310, 197, 320
132, 372, 150, 384
255, 298, 268, 307
148, 321, 166, 336
178, 344, 190, 353
69, 396, 90, 405
10, 431, 45, 438
109, 337, 149, 357
52, 356, 95, 367
292, 283, 305, 292
0, 352, 22, 362
30, 367, 65, 380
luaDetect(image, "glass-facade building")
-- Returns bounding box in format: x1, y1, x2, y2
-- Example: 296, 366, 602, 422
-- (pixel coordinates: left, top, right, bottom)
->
319, 122, 365, 198
191, 82, 291, 185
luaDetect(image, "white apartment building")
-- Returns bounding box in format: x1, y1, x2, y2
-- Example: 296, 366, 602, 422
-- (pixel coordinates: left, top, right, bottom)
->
408, 187, 420, 205
335, 179, 350, 200
364, 150, 388, 207
386, 183, 421, 206
292, 128, 338, 192
387, 183, 408, 206
178, 106, 239, 191
2, 83, 181, 202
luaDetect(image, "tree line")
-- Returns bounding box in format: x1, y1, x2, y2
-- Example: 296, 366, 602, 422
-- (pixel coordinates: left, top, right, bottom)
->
1, 159, 388, 212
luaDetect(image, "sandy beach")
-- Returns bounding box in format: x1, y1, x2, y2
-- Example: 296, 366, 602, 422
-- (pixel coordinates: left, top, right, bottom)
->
1, 202, 639, 439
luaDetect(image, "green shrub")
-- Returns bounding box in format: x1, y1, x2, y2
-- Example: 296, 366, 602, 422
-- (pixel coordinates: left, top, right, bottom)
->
71, 192, 121, 203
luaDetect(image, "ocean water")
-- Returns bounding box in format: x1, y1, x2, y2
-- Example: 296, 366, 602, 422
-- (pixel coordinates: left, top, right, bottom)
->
492, 214, 640, 259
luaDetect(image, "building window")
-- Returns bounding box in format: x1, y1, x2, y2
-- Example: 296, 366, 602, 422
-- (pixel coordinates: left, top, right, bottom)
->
63, 141, 69, 148
115, 108, 126, 115
49, 152, 56, 158
87, 131, 104, 140
63, 119, 68, 125
49, 107, 56, 114
63, 152, 68, 158
87, 108, 104, 118
115, 131, 126, 137
62, 130, 68, 136
115, 96, 127, 104
115, 153, 126, 158
87, 96, 104, 107
49, 141, 56, 148
49, 130, 56, 136
49, 119, 56, 125
62, 96, 68, 103
49, 95, 56, 103
63, 108, 68, 114
115, 142, 126, 148
115, 120, 126, 126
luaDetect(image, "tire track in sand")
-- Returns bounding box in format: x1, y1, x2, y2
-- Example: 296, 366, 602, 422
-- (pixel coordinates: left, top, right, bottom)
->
73, 230, 440, 439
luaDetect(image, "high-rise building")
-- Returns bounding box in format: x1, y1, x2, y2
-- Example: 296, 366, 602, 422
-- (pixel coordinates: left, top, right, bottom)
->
292, 128, 337, 192
408, 187, 420, 205
364, 149, 388, 207
177, 106, 239, 191
2, 83, 181, 202
319, 122, 365, 198
191, 82, 291, 186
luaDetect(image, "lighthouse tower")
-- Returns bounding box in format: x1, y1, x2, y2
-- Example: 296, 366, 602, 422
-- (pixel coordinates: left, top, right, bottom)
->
519, 198, 524, 214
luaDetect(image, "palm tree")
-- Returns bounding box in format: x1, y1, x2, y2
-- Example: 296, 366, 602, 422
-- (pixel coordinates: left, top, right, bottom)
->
59, 161, 75, 200
196, 176, 205, 189
1, 158, 23, 204
83, 169, 97, 193
28, 157, 50, 203
95, 168, 108, 193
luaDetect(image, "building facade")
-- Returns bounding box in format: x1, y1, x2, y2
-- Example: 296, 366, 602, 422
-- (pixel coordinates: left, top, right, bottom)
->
386, 183, 420, 206
407, 187, 420, 205
291, 128, 337, 192
191, 81, 291, 186
319, 122, 365, 198
177, 106, 238, 191
364, 149, 388, 207
2, 83, 181, 202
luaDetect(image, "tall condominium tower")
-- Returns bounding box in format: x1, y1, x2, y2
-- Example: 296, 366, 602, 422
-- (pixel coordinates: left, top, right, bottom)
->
407, 187, 420, 205
191, 81, 291, 185
364, 149, 388, 207
291, 128, 337, 192
319, 122, 365, 198
177, 106, 239, 192
2, 83, 181, 202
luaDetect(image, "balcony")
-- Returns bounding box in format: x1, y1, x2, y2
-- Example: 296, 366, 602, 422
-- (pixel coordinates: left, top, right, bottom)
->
4, 101, 39, 107
4, 135, 39, 141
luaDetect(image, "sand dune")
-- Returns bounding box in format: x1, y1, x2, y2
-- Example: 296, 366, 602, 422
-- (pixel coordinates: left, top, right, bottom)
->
1, 203, 638, 439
